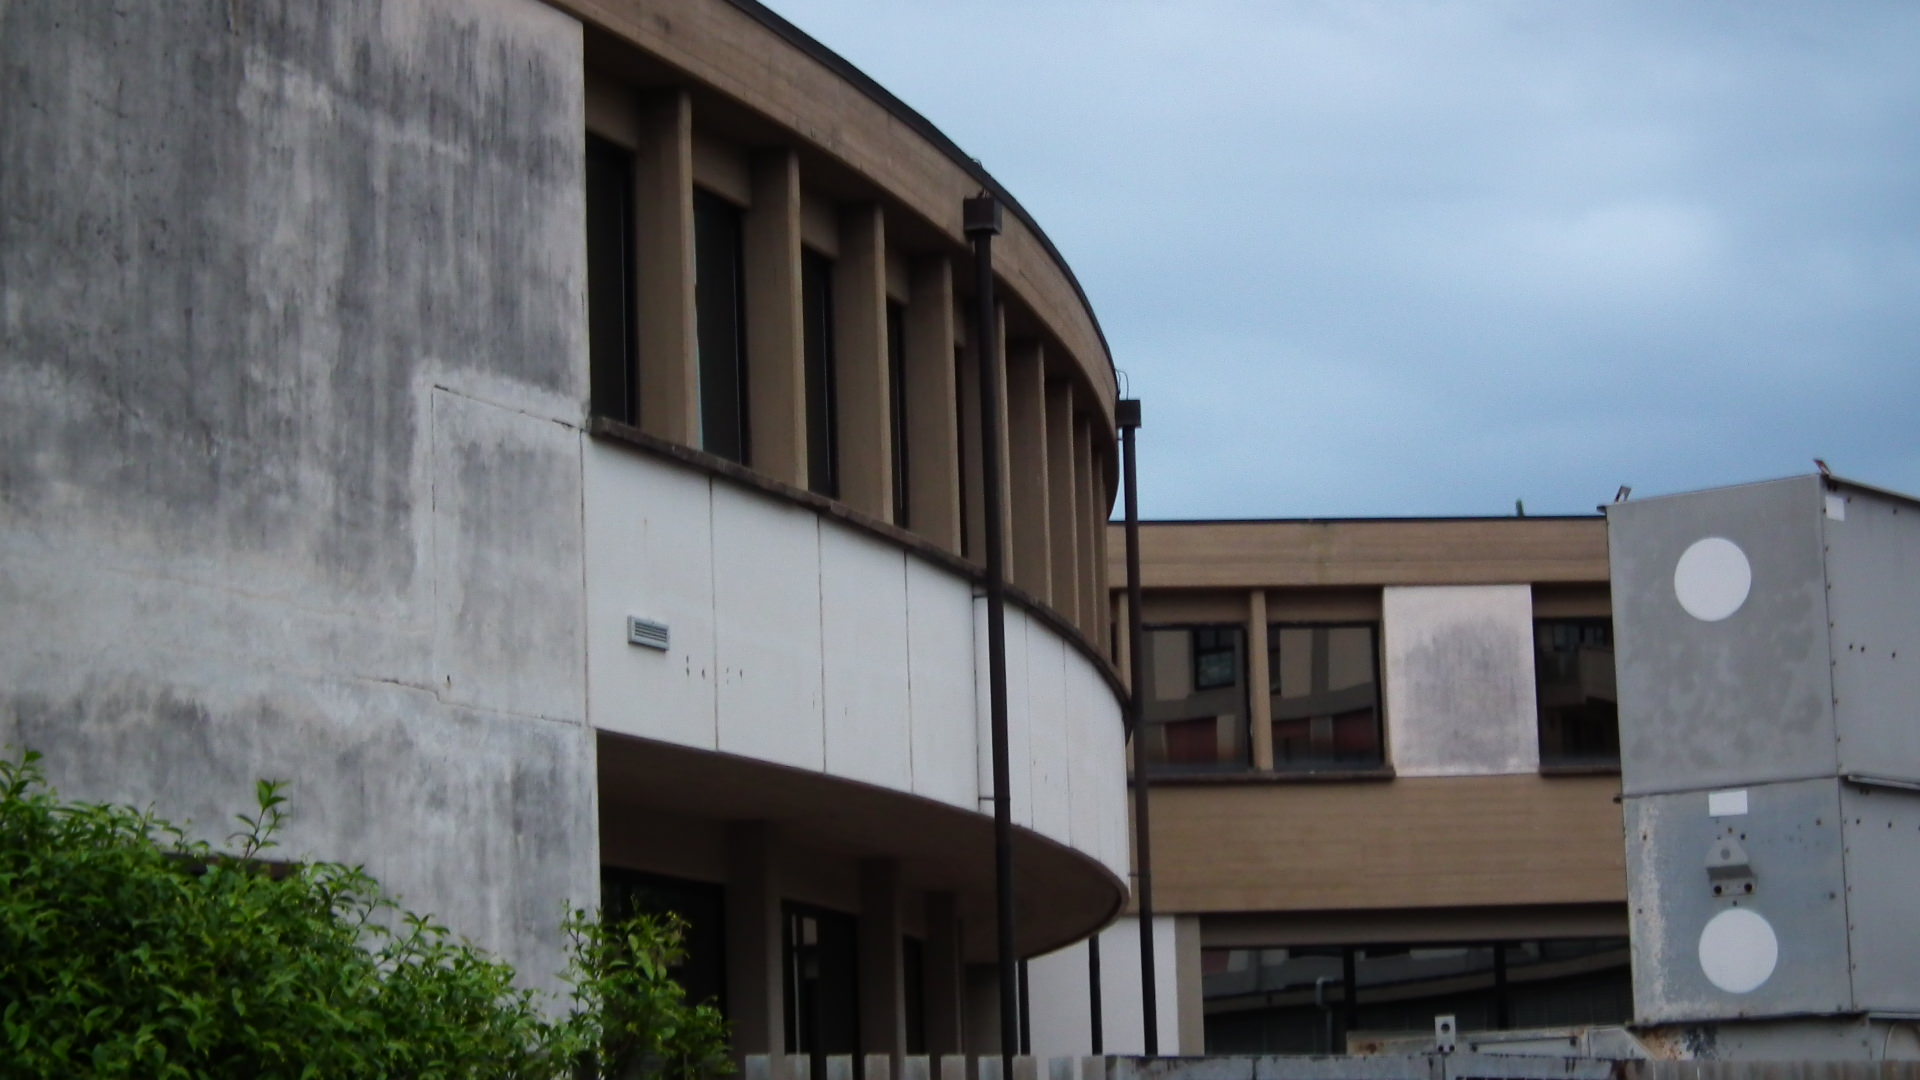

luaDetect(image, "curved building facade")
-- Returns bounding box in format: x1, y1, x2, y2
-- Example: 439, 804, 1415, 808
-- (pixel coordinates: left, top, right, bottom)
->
0, 0, 1128, 1057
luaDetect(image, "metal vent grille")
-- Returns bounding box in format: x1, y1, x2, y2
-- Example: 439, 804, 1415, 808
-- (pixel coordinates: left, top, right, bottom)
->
626, 616, 669, 651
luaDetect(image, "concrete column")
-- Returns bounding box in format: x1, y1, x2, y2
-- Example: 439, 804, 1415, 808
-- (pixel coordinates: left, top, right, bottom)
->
1174, 918, 1205, 1055
635, 88, 698, 443
1072, 417, 1097, 640
859, 859, 907, 1056
834, 203, 892, 519
1247, 590, 1274, 770
727, 822, 786, 1054
923, 891, 966, 1054
1005, 340, 1051, 601
745, 148, 806, 486
904, 256, 961, 554
1044, 381, 1080, 625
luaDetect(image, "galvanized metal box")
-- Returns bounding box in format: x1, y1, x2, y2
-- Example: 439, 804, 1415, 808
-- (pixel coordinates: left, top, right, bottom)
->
1609, 474, 1920, 1025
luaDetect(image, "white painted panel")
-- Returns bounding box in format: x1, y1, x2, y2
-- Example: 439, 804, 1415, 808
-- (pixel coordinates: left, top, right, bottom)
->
1025, 627, 1072, 847
907, 558, 978, 810
972, 602, 1033, 828
1383, 584, 1540, 777
1025, 939, 1092, 1056
820, 525, 912, 788
712, 489, 824, 771
583, 447, 719, 747
1006, 609, 1034, 829
1065, 643, 1103, 867
1093, 917, 1183, 1054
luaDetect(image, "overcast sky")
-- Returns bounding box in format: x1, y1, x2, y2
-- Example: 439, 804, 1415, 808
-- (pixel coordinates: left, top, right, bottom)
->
768, 1, 1920, 519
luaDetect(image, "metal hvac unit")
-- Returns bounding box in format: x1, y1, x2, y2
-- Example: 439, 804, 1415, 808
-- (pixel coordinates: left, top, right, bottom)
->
1607, 474, 1920, 1038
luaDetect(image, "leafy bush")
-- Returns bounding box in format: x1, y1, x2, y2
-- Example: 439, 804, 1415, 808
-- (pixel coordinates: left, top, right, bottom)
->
0, 749, 731, 1079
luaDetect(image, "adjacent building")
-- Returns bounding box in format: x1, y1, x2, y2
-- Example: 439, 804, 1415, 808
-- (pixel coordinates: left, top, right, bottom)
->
1, 0, 1131, 1060
1041, 516, 1633, 1054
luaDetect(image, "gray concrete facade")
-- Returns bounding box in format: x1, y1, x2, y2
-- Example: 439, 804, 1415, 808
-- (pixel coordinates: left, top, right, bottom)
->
1, 0, 595, 991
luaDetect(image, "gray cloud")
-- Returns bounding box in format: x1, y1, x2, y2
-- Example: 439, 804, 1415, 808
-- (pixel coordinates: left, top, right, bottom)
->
772, 0, 1920, 516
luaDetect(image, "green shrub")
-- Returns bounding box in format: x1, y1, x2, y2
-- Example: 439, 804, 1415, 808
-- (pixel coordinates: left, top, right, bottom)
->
0, 749, 731, 1080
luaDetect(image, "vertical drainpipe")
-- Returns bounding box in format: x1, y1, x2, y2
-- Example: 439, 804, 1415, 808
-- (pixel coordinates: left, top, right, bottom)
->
1088, 933, 1103, 1053
963, 193, 1019, 1071
1117, 397, 1157, 1055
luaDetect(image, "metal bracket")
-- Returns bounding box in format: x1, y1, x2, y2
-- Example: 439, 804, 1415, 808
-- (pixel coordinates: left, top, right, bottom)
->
1706, 835, 1756, 898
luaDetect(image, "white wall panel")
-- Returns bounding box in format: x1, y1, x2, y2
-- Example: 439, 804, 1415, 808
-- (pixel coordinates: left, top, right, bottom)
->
1082, 916, 1183, 1055
1025, 938, 1093, 1056
1384, 584, 1540, 777
1026, 628, 1072, 847
820, 527, 912, 788
906, 557, 979, 810
713, 489, 825, 771
583, 444, 717, 748
976, 602, 1034, 827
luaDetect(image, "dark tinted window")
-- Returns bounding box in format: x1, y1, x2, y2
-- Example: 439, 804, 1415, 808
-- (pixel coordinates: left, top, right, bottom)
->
888, 301, 909, 529
1535, 618, 1619, 767
784, 904, 859, 1060
693, 189, 748, 463
802, 249, 838, 497
601, 868, 726, 1014
586, 135, 636, 424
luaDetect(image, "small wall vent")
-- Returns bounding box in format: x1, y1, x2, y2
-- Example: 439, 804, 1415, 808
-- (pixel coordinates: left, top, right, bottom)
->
626, 616, 669, 651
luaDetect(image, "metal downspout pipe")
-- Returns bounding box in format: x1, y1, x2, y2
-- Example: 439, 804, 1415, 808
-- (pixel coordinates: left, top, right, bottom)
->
1118, 398, 1157, 1055
963, 194, 1019, 1071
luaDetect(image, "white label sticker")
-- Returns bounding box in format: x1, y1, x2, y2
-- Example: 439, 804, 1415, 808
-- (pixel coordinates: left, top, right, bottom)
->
1709, 789, 1749, 817
1825, 493, 1847, 521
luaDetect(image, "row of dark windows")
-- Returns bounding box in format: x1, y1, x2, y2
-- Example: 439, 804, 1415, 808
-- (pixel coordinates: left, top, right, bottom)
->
1201, 938, 1632, 1054
1139, 618, 1617, 772
586, 134, 917, 525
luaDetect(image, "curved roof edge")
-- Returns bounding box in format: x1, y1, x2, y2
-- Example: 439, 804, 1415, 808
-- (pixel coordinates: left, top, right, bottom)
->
722, 0, 1117, 384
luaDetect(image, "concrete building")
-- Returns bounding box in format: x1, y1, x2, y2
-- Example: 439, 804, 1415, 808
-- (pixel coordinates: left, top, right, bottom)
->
0, 0, 1131, 1059
1029, 516, 1631, 1054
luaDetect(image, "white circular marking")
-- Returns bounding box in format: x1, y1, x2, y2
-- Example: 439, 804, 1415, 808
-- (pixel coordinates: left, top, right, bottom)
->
1674, 537, 1752, 622
1698, 908, 1778, 994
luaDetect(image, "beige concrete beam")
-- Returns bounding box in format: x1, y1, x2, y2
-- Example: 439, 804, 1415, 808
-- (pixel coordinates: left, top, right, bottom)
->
833, 203, 892, 519
1247, 589, 1274, 770
744, 148, 805, 485
903, 256, 961, 554
1044, 379, 1080, 627
1005, 340, 1051, 601
1094, 454, 1113, 655
634, 88, 698, 443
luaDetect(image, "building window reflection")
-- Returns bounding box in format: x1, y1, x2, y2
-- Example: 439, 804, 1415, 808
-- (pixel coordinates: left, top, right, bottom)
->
1141, 624, 1251, 771
1269, 623, 1383, 769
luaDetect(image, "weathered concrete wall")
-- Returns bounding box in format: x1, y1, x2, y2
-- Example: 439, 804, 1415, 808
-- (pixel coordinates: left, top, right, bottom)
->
0, 0, 593, 991
1382, 585, 1540, 777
